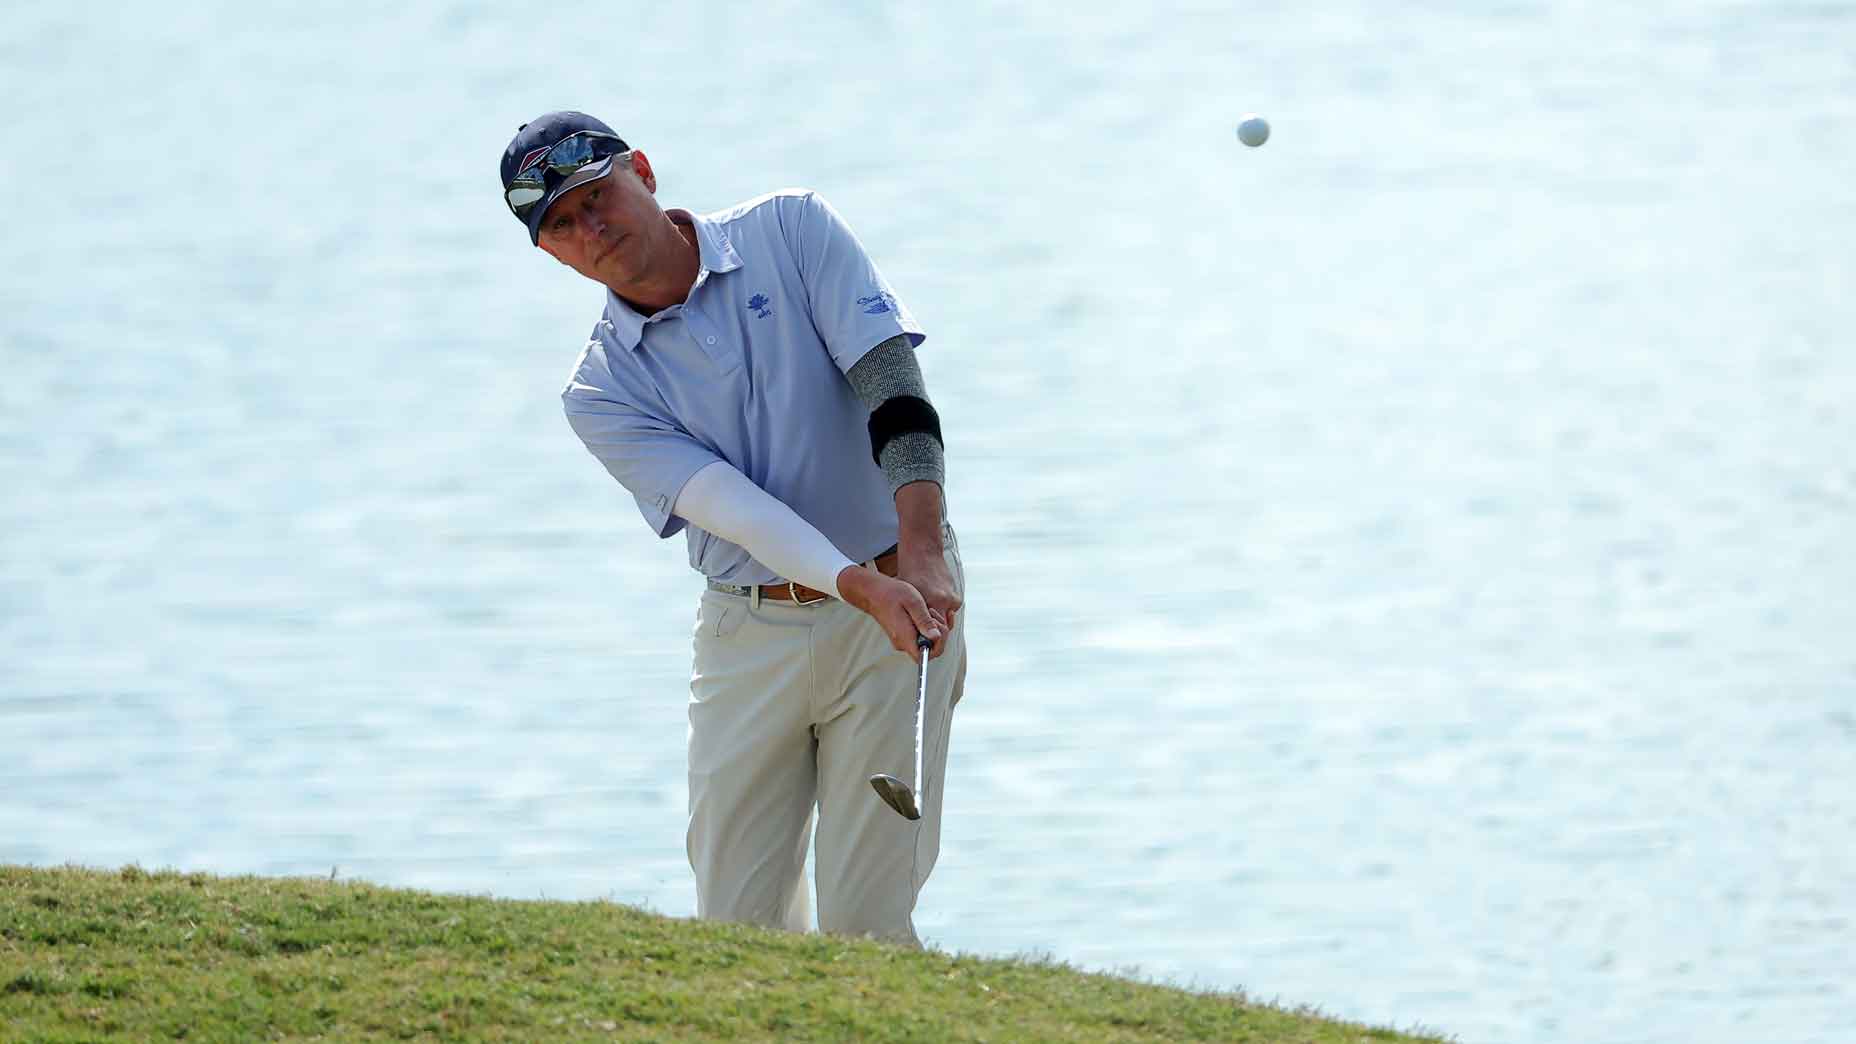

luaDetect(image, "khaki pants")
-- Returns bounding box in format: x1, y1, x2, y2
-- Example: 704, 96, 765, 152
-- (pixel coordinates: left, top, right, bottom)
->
686, 536, 965, 945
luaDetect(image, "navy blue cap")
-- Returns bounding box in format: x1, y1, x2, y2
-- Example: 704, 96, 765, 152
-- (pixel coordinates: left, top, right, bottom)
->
500, 111, 628, 244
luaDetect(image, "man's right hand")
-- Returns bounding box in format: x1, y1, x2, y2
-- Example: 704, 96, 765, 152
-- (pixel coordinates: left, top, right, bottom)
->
837, 565, 946, 661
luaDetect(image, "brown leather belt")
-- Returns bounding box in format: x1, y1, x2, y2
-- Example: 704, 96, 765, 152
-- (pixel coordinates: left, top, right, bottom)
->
706, 545, 900, 605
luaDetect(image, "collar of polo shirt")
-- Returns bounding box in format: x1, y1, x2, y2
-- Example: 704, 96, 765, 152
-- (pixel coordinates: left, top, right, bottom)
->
601, 210, 744, 350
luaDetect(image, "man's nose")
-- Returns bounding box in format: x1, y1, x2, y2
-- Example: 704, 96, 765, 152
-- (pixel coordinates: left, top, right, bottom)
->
577, 211, 605, 244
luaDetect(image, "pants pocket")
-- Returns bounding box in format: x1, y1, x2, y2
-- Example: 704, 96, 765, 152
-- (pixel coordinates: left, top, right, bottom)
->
694, 594, 747, 641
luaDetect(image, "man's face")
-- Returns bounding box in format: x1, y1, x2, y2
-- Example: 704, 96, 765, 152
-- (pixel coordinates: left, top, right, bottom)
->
535, 151, 671, 288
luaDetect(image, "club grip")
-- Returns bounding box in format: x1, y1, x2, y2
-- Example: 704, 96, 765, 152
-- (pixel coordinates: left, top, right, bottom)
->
916, 634, 933, 650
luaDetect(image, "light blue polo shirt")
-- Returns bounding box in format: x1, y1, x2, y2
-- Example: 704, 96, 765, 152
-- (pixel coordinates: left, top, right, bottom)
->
561, 189, 925, 586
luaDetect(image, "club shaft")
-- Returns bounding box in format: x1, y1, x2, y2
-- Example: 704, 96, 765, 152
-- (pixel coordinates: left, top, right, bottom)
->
912, 647, 927, 798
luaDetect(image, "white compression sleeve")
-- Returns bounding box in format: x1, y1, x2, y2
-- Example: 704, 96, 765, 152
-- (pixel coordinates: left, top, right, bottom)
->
671, 461, 859, 597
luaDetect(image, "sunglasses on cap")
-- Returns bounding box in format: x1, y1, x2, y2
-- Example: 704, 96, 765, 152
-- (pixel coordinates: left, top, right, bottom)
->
503, 130, 630, 220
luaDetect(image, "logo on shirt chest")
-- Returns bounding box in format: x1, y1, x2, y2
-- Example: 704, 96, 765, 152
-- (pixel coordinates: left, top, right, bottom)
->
746, 293, 774, 319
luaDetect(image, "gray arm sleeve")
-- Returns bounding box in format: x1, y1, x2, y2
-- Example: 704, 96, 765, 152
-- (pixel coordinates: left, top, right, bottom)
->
845, 335, 946, 495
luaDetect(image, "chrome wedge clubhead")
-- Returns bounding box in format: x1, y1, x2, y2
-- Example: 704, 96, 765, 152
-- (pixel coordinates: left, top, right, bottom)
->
868, 772, 920, 820
869, 635, 932, 820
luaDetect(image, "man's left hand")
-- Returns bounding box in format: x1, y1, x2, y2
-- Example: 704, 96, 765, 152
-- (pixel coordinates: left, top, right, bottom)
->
897, 545, 960, 659
893, 481, 958, 659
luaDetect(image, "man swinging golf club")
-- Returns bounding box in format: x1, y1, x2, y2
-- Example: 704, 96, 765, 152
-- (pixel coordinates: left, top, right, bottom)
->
499, 112, 966, 944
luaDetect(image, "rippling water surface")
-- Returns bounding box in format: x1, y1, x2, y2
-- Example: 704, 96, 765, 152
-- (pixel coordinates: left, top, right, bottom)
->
4, 3, 1853, 1041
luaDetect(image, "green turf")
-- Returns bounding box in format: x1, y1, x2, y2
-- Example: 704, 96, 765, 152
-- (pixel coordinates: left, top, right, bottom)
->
1, 864, 1450, 1042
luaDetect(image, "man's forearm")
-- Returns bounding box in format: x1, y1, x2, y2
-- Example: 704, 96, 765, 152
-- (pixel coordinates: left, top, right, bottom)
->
895, 480, 945, 553
672, 461, 857, 596
845, 335, 948, 558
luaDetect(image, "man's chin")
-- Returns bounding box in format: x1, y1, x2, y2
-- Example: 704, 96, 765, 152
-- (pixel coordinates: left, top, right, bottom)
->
594, 259, 635, 286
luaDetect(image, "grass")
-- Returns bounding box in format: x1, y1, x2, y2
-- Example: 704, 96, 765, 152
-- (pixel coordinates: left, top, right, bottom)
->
1, 864, 1450, 1043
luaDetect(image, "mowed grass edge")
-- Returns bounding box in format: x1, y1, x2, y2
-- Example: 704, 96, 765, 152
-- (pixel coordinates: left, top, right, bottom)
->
1, 865, 1451, 1043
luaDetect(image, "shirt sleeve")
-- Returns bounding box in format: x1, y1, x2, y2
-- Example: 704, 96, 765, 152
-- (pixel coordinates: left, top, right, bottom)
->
788, 190, 926, 374
671, 461, 858, 596
562, 385, 722, 539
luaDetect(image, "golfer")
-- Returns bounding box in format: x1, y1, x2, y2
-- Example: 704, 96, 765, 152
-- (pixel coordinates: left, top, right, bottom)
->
499, 111, 966, 944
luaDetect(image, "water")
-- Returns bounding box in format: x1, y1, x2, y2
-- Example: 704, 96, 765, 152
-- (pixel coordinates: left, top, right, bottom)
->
4, 3, 1854, 1041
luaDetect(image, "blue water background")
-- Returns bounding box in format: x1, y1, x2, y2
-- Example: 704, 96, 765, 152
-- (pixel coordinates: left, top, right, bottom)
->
3, 3, 1853, 1041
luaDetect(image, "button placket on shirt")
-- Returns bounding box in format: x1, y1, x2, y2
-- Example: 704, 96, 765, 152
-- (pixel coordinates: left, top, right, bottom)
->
682, 295, 739, 374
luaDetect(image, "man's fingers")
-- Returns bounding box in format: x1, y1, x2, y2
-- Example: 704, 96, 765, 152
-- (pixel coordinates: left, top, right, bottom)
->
918, 608, 952, 660
927, 610, 954, 648
907, 603, 942, 642
863, 576, 949, 661
899, 602, 942, 664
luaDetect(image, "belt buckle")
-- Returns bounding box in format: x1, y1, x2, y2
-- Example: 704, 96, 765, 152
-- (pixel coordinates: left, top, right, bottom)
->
787, 581, 828, 606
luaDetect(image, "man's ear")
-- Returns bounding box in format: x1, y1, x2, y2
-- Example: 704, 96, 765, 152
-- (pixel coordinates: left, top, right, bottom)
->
630, 149, 657, 194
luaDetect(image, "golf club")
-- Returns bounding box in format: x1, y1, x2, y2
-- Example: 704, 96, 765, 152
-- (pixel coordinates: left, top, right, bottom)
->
869, 634, 932, 820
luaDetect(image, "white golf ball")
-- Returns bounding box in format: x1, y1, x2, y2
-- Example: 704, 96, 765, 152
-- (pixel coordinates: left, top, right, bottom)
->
1237, 114, 1270, 147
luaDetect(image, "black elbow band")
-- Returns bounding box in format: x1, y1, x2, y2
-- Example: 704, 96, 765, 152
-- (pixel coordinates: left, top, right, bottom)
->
867, 396, 943, 466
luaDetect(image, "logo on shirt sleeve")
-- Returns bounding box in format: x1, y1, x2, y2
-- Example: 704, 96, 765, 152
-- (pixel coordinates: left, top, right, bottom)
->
747, 293, 773, 319
857, 290, 896, 316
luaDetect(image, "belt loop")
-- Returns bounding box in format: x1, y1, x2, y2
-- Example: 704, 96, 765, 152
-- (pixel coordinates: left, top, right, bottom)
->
750, 584, 762, 611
